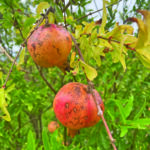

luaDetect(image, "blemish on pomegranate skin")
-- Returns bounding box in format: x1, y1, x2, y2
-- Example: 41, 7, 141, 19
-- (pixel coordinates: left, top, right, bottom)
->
84, 116, 88, 120
73, 108, 77, 113
74, 86, 81, 95
66, 37, 70, 41
57, 48, 61, 55
65, 103, 69, 108
31, 43, 36, 50
38, 41, 43, 46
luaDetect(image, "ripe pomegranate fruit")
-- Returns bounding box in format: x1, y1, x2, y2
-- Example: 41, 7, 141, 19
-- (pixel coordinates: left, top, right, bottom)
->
48, 121, 60, 133
53, 82, 104, 137
27, 24, 72, 67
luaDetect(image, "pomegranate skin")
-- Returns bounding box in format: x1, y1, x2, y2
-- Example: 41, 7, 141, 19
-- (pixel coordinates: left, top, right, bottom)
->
27, 24, 72, 67
53, 82, 104, 130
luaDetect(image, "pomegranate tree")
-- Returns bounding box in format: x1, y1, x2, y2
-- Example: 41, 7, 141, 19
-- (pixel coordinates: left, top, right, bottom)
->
53, 82, 104, 137
27, 24, 72, 68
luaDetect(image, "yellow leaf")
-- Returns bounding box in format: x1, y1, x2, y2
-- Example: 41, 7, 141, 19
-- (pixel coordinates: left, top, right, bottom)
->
75, 25, 82, 39
82, 22, 96, 34
130, 10, 150, 68
0, 88, 11, 121
48, 12, 55, 24
0, 71, 2, 79
80, 60, 97, 81
36, 2, 50, 15
100, 0, 107, 34
70, 52, 76, 68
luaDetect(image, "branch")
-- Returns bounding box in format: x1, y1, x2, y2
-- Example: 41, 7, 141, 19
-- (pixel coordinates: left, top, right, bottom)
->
81, 33, 136, 52
0, 45, 17, 65
71, 34, 117, 150
35, 64, 57, 94
62, 1, 71, 12
3, 46, 23, 88
2, 6, 54, 88
67, 0, 122, 26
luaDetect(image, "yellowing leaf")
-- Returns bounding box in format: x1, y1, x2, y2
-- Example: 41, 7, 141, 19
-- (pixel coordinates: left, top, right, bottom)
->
70, 52, 76, 68
36, 2, 50, 15
48, 12, 55, 23
130, 10, 150, 68
100, 0, 107, 34
0, 71, 2, 79
75, 25, 82, 39
0, 88, 11, 121
82, 22, 96, 34
80, 60, 97, 81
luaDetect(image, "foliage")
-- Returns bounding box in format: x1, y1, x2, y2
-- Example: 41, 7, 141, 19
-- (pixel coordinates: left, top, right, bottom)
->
0, 0, 150, 150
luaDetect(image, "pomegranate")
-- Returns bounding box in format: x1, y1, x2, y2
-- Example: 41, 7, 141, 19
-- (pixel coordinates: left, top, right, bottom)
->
27, 24, 72, 67
53, 82, 104, 137
48, 121, 60, 133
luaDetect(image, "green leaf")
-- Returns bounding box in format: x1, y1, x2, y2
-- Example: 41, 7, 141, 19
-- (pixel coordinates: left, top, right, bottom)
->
0, 88, 11, 121
115, 100, 126, 123
124, 95, 134, 118
36, 2, 50, 15
27, 130, 36, 150
6, 83, 15, 93
127, 118, 150, 127
42, 128, 51, 150
18, 48, 25, 65
55, 6, 63, 22
80, 60, 97, 81
120, 126, 128, 137
134, 99, 146, 120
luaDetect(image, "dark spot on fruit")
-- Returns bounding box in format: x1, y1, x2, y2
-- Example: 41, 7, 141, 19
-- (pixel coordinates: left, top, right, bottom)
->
57, 48, 61, 55
38, 41, 43, 46
74, 86, 81, 95
31, 43, 36, 50
80, 122, 83, 125
73, 108, 77, 113
81, 105, 84, 110
84, 116, 88, 120
52, 45, 55, 48
66, 37, 70, 41
65, 103, 69, 108
69, 121, 74, 125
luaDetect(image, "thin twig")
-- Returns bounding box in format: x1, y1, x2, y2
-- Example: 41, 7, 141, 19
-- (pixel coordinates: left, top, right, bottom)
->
3, 45, 23, 88
0, 45, 17, 65
76, 0, 122, 21
63, 0, 67, 28
81, 33, 136, 52
62, 1, 71, 12
66, 0, 122, 27
70, 35, 84, 61
35, 64, 57, 94
71, 34, 117, 150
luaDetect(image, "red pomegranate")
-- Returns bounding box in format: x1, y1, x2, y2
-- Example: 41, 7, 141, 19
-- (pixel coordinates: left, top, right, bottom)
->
48, 121, 60, 133
53, 82, 104, 137
27, 24, 72, 68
